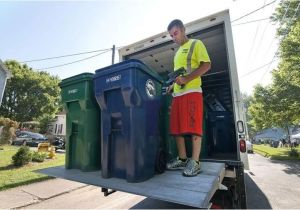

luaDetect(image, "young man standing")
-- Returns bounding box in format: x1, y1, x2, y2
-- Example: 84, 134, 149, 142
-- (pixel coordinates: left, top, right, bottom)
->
166, 19, 211, 176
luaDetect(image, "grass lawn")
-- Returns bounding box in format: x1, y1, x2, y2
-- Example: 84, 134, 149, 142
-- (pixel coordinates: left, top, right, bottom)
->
253, 144, 300, 160
0, 145, 65, 191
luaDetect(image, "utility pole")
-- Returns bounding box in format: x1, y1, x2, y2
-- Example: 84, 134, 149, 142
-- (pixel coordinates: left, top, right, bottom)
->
112, 45, 115, 64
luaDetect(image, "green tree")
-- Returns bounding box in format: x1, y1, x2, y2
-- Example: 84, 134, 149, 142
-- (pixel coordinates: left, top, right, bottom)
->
271, 0, 300, 38
271, 0, 300, 126
248, 0, 300, 135
0, 60, 61, 122
248, 85, 274, 132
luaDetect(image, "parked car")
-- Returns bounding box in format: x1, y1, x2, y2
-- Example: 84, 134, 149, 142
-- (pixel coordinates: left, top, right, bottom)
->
246, 140, 253, 153
12, 131, 48, 147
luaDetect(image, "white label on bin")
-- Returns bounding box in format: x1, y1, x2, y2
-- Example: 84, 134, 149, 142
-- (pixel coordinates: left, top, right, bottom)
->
68, 89, 78, 94
106, 75, 121, 83
145, 79, 156, 98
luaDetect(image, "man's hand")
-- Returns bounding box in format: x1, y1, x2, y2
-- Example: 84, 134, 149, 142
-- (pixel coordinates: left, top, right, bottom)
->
175, 75, 188, 86
166, 83, 174, 94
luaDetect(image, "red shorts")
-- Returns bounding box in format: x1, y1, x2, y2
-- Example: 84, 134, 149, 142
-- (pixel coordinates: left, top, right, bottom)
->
169, 92, 203, 136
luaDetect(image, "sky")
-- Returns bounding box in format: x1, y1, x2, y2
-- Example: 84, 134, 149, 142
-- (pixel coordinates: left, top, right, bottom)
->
0, 0, 281, 94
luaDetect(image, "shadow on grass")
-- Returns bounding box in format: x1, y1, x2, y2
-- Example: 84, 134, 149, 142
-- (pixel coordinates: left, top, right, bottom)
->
0, 164, 19, 171
254, 148, 300, 161
0, 176, 55, 191
254, 149, 270, 158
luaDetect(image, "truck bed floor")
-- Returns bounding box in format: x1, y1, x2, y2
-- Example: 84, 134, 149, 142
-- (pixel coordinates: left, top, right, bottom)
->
38, 162, 225, 208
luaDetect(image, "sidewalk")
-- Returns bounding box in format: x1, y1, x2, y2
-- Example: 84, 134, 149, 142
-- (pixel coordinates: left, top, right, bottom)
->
0, 178, 87, 209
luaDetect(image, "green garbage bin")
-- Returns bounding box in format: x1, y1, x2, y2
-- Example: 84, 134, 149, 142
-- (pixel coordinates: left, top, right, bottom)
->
159, 94, 177, 160
60, 73, 101, 171
159, 93, 208, 161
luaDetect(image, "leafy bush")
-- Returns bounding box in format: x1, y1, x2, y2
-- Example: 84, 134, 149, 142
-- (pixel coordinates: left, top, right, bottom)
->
289, 148, 299, 158
12, 146, 32, 166
32, 151, 48, 162
0, 117, 19, 145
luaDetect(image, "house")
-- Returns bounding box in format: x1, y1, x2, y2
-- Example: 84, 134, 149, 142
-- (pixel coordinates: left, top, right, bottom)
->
48, 113, 66, 136
0, 59, 12, 105
253, 128, 286, 143
253, 126, 300, 143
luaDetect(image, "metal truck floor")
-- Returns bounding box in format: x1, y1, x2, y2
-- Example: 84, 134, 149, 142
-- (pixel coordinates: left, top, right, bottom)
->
38, 162, 225, 208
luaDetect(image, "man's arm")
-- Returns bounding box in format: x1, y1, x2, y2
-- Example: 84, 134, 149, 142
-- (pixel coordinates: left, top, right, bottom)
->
175, 62, 211, 85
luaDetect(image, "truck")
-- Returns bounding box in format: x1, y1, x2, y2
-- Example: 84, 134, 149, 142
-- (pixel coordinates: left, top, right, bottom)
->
39, 10, 249, 209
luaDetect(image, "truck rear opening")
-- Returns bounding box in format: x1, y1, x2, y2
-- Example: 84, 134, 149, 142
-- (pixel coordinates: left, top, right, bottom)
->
119, 13, 246, 163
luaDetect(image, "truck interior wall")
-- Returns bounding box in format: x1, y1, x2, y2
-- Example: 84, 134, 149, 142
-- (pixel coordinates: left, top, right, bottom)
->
190, 23, 238, 160
124, 23, 238, 161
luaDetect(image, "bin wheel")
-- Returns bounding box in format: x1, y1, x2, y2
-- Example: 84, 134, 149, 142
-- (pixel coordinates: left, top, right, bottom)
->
155, 149, 166, 174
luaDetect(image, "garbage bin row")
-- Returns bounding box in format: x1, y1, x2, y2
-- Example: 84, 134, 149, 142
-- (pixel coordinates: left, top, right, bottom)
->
59, 59, 207, 183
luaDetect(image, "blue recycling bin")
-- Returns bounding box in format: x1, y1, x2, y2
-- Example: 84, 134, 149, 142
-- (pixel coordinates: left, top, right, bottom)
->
207, 111, 234, 154
93, 59, 163, 183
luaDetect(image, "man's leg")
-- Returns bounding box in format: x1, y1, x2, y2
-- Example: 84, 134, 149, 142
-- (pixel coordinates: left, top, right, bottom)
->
191, 135, 201, 161
166, 136, 188, 170
176, 135, 187, 159
182, 135, 202, 176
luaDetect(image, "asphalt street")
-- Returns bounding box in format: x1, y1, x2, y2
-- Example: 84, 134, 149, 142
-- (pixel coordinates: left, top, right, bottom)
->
245, 153, 300, 209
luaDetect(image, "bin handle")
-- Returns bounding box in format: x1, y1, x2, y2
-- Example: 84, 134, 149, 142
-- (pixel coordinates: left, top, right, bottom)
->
95, 92, 107, 110
122, 87, 141, 107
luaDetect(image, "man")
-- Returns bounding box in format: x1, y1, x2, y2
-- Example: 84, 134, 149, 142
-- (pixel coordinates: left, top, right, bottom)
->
166, 19, 211, 177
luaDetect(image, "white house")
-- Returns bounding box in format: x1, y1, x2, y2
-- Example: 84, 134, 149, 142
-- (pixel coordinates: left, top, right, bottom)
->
0, 59, 12, 105
49, 114, 66, 136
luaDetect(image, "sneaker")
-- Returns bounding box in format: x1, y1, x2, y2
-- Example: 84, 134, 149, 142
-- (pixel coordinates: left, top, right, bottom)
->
166, 157, 188, 170
182, 159, 202, 177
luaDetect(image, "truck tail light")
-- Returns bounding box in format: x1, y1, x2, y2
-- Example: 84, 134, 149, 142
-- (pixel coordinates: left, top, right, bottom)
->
240, 139, 246, 153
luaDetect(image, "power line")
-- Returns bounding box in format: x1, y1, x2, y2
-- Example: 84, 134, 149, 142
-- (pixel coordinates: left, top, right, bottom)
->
20, 45, 124, 70
18, 1, 278, 71
36, 49, 111, 70
261, 0, 291, 66
255, 0, 278, 55
21, 2, 276, 65
231, 0, 276, 23
241, 58, 279, 77
21, 48, 113, 63
259, 0, 300, 83
232, 18, 270, 26
245, 0, 267, 70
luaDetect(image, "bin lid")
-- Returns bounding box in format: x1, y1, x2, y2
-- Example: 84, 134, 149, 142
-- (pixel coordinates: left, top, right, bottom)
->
94, 59, 163, 83
59, 73, 94, 88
